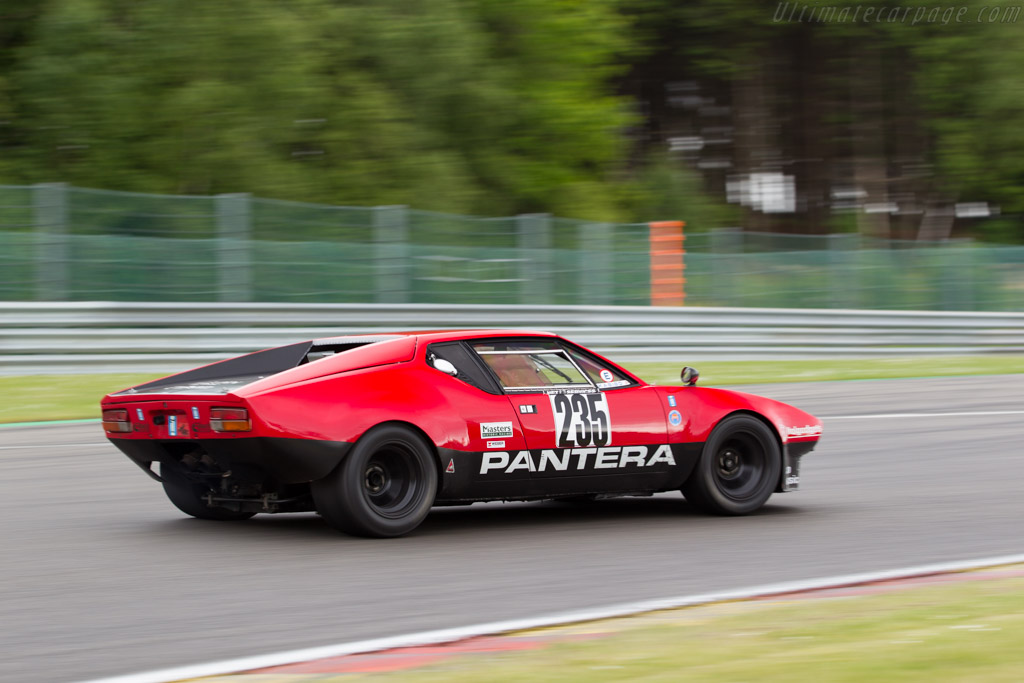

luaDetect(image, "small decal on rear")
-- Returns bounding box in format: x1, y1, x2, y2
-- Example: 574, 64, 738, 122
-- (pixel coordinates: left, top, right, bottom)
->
135, 408, 144, 421
667, 395, 676, 407
786, 424, 822, 438
486, 440, 506, 449
599, 369, 614, 383
519, 404, 537, 414
168, 415, 178, 436
446, 459, 455, 474
191, 406, 200, 420
668, 410, 682, 426
481, 421, 514, 438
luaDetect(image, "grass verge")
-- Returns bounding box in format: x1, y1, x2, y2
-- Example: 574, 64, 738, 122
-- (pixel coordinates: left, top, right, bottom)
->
2, 355, 1023, 424
0, 373, 156, 424
628, 355, 1024, 386
346, 574, 1024, 682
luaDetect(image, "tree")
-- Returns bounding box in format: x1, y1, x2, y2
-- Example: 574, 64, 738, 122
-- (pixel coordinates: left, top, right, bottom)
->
3, 0, 637, 222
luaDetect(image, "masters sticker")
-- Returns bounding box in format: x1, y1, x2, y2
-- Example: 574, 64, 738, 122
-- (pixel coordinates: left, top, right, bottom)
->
480, 421, 514, 439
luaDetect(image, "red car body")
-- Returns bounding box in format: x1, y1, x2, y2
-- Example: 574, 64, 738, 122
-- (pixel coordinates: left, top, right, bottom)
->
101, 330, 821, 536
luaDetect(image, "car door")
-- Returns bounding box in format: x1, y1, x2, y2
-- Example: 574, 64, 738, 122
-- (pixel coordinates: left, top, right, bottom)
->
424, 341, 537, 500
470, 339, 674, 495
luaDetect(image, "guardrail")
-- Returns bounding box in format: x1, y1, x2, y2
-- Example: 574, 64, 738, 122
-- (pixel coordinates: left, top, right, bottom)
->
2, 302, 1024, 374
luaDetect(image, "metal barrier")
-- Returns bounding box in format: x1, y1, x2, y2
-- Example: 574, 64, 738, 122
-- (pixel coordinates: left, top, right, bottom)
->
2, 302, 1023, 374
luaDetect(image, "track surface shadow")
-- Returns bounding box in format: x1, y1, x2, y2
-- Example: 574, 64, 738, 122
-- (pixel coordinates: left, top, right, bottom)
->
146, 495, 804, 542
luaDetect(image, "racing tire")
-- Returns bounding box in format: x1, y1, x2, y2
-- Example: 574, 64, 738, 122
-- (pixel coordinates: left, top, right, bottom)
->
312, 424, 438, 538
160, 463, 256, 521
682, 415, 781, 515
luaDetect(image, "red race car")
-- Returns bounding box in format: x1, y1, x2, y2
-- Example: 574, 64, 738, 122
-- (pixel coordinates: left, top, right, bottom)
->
101, 330, 822, 537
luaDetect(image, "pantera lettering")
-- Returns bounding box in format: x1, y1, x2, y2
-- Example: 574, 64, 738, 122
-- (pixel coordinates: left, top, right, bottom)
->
479, 445, 676, 474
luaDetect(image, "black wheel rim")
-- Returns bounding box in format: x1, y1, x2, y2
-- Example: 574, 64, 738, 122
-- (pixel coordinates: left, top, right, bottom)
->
361, 441, 425, 518
713, 431, 768, 501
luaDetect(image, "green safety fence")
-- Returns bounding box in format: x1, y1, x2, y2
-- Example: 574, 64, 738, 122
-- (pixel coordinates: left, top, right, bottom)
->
1, 183, 1022, 310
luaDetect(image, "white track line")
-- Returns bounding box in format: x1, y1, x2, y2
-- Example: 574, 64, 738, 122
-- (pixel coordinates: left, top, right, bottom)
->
822, 410, 1024, 420
0, 443, 106, 450
77, 553, 1024, 683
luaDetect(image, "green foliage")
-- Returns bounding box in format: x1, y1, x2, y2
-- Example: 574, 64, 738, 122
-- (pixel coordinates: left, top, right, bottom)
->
908, 3, 1024, 228
3, 0, 1024, 237
1, 0, 639, 221
613, 0, 1024, 242
620, 155, 738, 229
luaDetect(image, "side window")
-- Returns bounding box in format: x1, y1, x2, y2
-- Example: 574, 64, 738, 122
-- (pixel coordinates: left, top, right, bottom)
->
427, 342, 502, 394
564, 347, 633, 389
472, 342, 592, 392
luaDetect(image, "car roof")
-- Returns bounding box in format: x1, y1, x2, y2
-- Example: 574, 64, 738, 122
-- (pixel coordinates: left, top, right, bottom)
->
310, 329, 558, 345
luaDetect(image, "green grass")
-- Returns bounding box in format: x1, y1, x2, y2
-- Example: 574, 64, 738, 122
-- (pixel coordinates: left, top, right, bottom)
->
627, 355, 1024, 386
0, 373, 157, 424
340, 575, 1024, 682
2, 355, 1024, 424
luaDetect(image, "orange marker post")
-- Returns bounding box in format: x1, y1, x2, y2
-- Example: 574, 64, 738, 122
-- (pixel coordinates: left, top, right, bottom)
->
649, 220, 686, 306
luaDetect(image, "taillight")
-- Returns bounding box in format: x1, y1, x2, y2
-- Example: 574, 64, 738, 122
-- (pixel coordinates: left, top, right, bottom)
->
102, 409, 132, 433
210, 407, 251, 432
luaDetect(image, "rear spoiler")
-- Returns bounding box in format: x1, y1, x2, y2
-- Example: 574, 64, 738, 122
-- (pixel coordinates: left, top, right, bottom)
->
125, 342, 312, 394
118, 335, 407, 395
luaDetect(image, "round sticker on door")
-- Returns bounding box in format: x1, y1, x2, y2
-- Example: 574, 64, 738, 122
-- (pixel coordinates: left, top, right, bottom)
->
668, 409, 682, 426
599, 369, 614, 383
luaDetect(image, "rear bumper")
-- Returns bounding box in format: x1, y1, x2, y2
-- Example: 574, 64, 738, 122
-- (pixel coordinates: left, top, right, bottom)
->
108, 437, 352, 484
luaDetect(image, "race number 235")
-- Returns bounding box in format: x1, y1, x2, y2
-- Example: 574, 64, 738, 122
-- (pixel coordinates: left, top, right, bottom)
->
550, 393, 611, 447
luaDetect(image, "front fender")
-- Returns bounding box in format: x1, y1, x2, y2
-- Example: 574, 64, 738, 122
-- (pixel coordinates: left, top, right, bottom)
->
656, 386, 821, 492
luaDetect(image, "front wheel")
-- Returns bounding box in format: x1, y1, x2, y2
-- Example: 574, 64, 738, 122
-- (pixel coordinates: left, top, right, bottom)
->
312, 425, 438, 538
682, 415, 781, 515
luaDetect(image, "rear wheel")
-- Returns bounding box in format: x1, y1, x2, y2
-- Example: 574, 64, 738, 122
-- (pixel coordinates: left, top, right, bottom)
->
160, 463, 255, 521
312, 425, 437, 537
682, 415, 781, 515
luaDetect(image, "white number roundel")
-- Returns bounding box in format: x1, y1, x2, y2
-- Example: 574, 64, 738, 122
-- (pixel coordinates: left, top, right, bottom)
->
549, 392, 611, 447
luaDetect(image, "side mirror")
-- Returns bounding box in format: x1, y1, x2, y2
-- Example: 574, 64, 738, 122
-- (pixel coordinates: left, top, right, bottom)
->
680, 366, 699, 386
432, 357, 458, 376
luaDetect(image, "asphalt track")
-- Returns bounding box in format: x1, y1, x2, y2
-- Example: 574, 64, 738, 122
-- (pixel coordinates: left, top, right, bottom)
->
2, 375, 1022, 683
